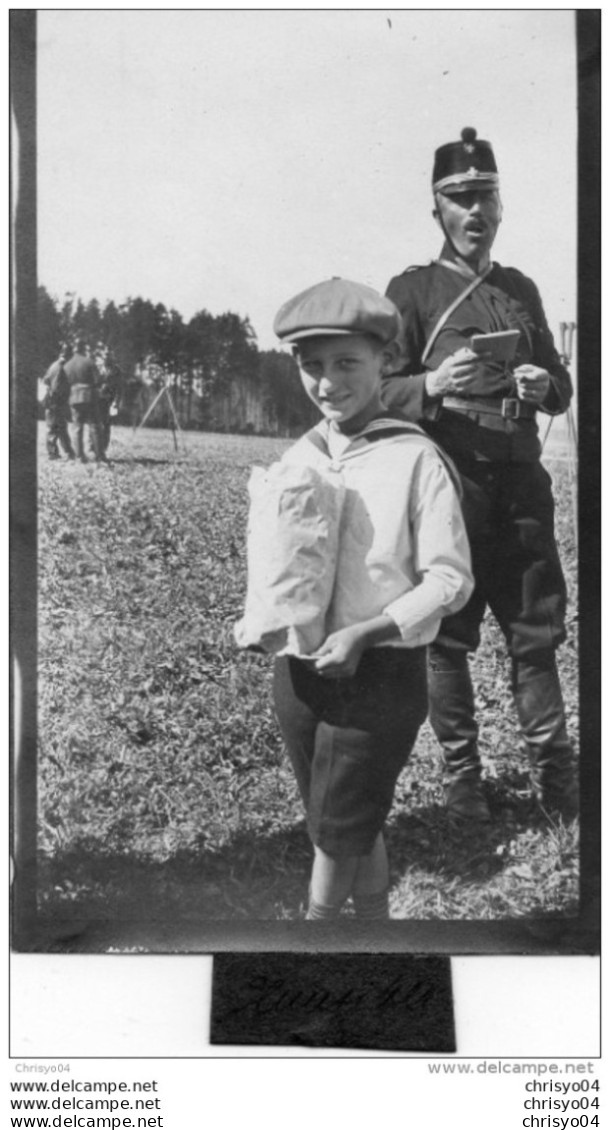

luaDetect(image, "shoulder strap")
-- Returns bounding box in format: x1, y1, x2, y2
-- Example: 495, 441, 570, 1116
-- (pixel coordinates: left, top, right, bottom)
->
421, 262, 492, 365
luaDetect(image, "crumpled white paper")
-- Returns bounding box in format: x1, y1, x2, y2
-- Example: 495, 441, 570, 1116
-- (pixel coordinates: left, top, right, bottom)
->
234, 460, 345, 655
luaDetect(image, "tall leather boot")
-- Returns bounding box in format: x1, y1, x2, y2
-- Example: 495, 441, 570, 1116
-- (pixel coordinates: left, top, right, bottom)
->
511, 654, 578, 820
427, 647, 491, 826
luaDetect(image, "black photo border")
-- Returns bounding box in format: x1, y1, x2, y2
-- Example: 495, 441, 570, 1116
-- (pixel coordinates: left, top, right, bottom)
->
10, 9, 600, 959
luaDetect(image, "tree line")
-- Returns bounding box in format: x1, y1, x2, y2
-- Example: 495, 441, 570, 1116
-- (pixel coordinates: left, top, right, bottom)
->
37, 287, 319, 436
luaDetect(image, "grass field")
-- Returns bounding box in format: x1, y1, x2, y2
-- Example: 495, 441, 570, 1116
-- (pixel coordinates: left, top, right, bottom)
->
37, 423, 579, 932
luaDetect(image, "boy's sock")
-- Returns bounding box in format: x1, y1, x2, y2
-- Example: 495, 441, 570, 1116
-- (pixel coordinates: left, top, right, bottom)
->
308, 847, 359, 913
305, 898, 343, 921
351, 888, 390, 920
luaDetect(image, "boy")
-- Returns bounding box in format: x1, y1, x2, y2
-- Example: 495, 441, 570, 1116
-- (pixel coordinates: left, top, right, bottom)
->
271, 278, 474, 920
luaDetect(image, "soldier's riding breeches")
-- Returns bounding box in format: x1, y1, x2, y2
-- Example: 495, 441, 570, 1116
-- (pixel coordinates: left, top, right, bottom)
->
435, 459, 567, 658
427, 459, 572, 779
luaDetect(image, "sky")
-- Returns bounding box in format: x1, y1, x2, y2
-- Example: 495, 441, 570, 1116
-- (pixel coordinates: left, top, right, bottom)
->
36, 10, 577, 352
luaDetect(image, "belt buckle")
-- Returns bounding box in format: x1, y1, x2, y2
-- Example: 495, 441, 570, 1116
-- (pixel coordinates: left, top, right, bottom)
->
501, 398, 521, 420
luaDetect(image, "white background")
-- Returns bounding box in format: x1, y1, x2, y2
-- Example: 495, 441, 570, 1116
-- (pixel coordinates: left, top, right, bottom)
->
10, 955, 600, 1058
37, 9, 577, 348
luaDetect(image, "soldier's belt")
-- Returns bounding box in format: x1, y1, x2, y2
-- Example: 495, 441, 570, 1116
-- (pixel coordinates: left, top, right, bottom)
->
442, 395, 536, 420
69, 383, 94, 406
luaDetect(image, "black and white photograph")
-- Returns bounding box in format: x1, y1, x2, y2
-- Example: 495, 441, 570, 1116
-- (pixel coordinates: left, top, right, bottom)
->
11, 7, 598, 1008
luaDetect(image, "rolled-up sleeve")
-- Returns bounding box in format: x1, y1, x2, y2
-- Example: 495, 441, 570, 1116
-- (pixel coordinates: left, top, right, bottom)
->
383, 452, 474, 644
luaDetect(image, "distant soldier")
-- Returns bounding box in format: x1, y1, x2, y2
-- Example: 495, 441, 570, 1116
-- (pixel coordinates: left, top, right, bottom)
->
42, 347, 75, 462
124, 370, 145, 428
64, 338, 106, 463
95, 348, 122, 455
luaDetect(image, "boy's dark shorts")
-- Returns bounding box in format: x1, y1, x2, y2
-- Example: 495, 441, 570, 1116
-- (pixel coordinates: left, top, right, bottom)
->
273, 648, 427, 858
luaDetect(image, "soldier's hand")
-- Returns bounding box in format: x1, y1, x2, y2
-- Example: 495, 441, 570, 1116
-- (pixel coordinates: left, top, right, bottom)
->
425, 347, 497, 398
513, 364, 551, 404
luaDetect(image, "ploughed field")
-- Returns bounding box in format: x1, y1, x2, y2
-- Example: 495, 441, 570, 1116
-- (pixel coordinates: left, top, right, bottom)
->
37, 423, 579, 929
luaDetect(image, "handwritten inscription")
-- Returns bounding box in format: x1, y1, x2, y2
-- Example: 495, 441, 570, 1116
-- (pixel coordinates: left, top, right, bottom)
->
220, 972, 435, 1019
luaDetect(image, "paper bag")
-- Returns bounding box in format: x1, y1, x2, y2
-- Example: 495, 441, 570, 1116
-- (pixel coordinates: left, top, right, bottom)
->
234, 460, 344, 656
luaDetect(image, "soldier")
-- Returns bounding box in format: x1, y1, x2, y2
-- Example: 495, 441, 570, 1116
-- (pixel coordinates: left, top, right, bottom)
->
42, 347, 75, 461
64, 338, 106, 463
96, 348, 122, 455
382, 127, 577, 825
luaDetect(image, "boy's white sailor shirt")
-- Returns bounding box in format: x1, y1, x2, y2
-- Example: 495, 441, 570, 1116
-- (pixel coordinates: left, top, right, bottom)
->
282, 418, 474, 648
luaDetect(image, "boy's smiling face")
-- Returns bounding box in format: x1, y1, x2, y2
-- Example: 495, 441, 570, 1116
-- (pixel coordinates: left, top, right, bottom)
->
295, 333, 387, 433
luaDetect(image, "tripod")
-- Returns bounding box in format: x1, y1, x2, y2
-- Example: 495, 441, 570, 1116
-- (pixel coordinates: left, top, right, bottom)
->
133, 378, 184, 452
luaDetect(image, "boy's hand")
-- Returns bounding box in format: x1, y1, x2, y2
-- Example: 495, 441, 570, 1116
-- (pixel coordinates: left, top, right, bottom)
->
309, 614, 400, 679
312, 626, 369, 679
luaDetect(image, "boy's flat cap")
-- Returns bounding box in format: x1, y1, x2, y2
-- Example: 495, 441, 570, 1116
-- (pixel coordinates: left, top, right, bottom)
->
274, 278, 402, 344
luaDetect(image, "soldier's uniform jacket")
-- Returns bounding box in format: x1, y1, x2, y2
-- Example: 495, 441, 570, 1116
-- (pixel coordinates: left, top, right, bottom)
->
42, 359, 70, 420
384, 260, 573, 464
95, 361, 121, 405
64, 352, 99, 406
